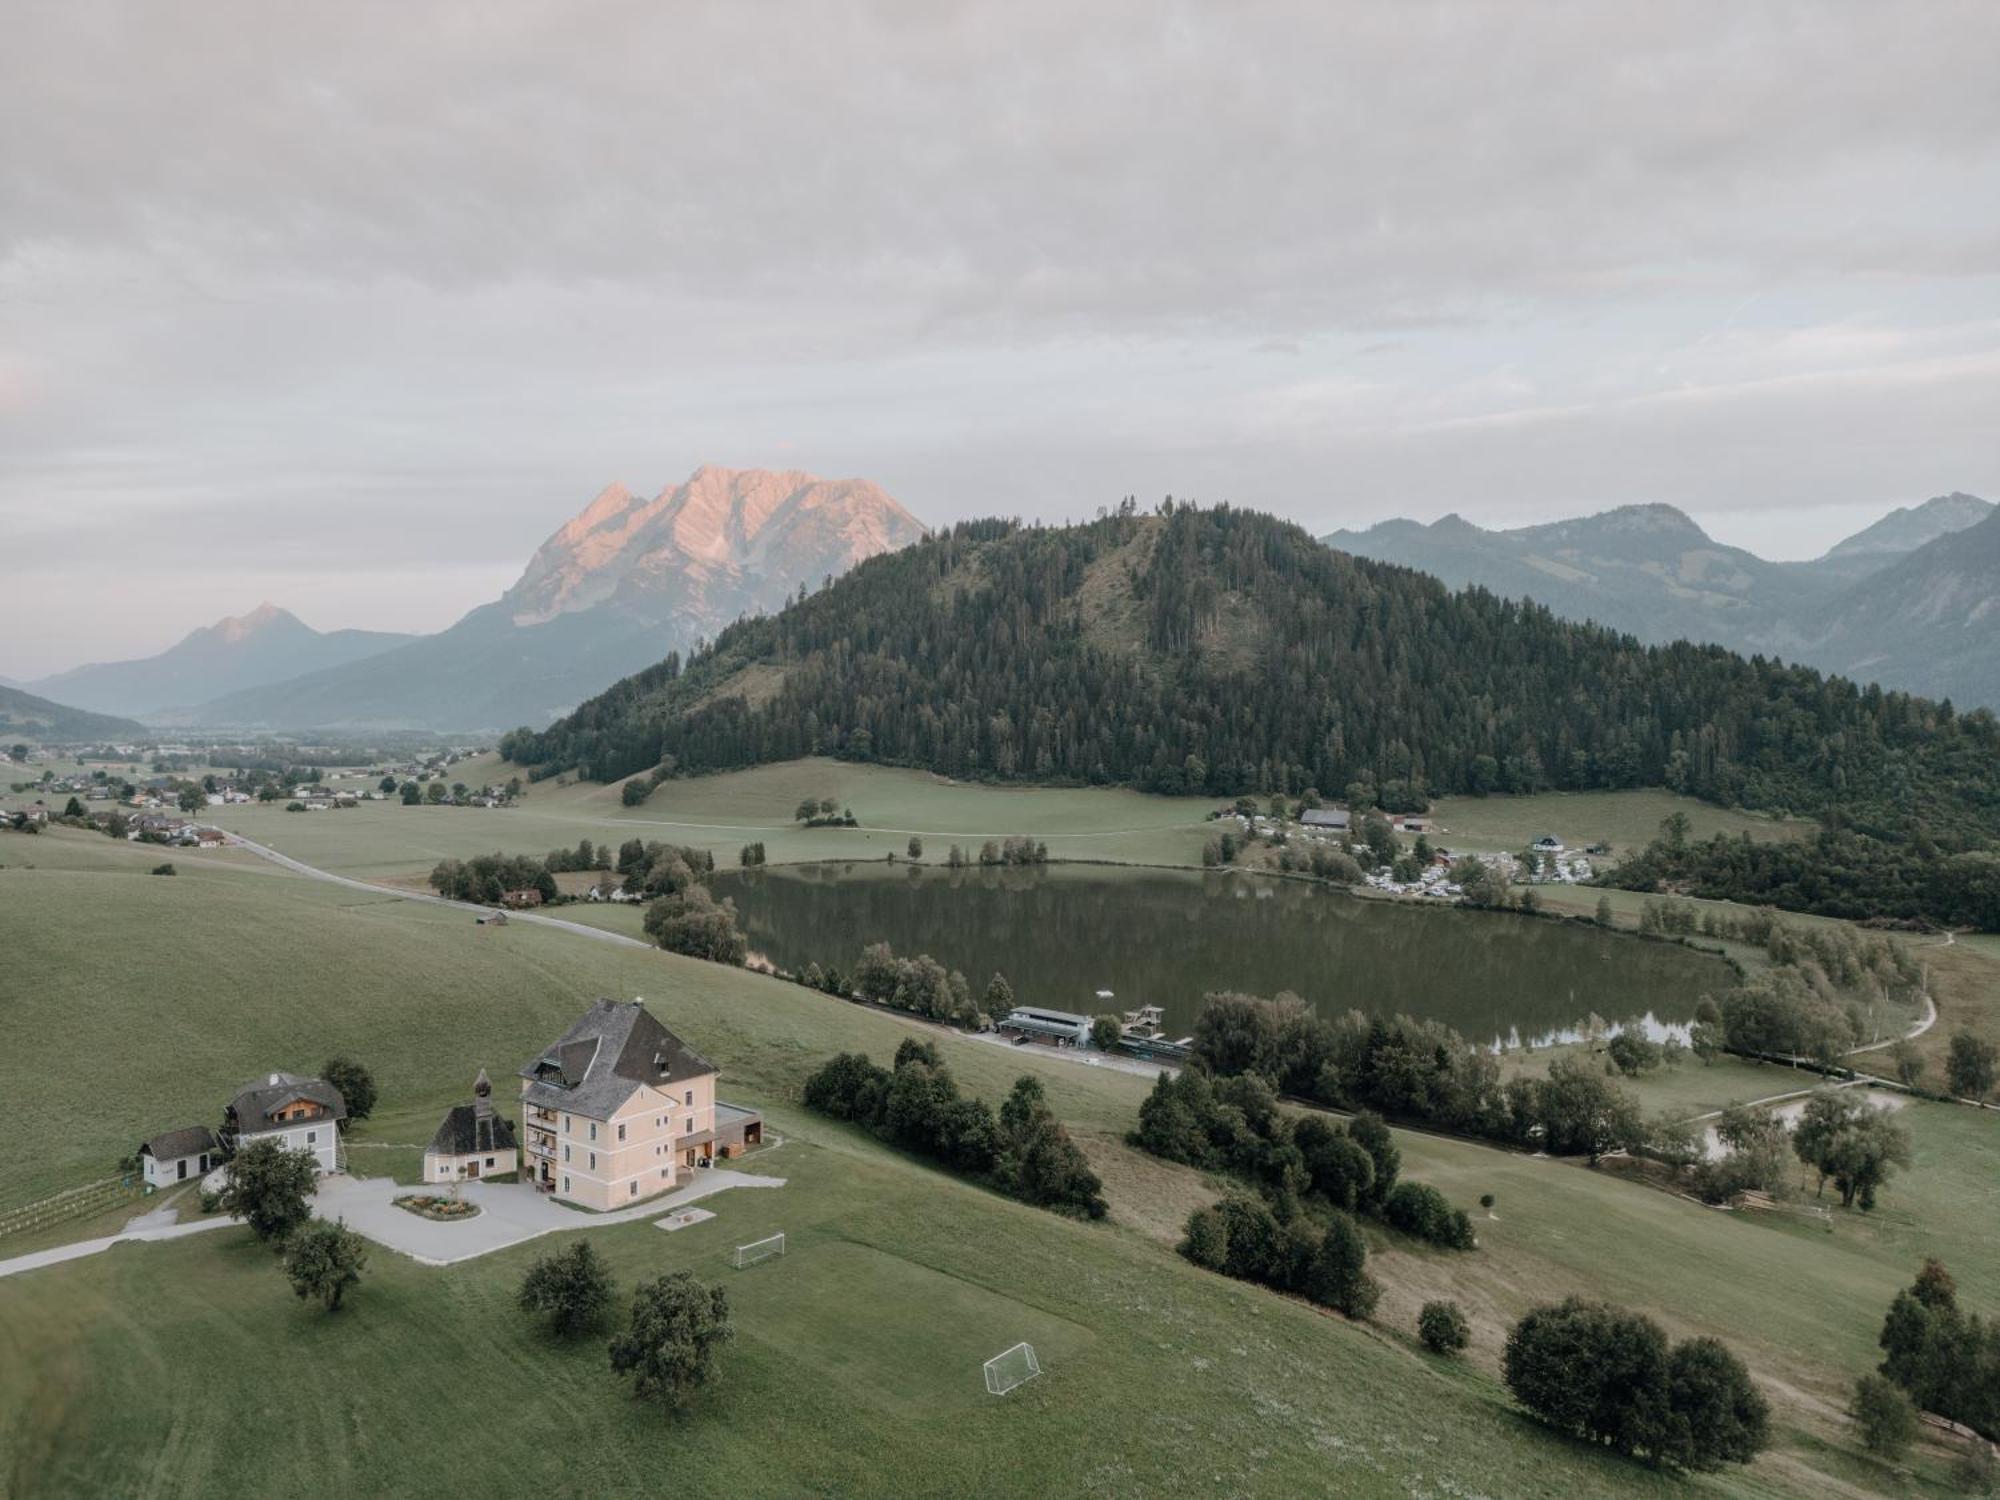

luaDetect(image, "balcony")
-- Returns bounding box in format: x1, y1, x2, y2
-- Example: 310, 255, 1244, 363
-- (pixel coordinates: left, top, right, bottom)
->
526, 1105, 560, 1126
525, 1130, 558, 1158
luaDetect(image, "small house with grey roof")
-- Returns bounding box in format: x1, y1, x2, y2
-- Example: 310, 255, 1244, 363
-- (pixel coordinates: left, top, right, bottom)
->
224, 1071, 347, 1173
518, 997, 761, 1211
423, 1068, 519, 1184
138, 1125, 219, 1189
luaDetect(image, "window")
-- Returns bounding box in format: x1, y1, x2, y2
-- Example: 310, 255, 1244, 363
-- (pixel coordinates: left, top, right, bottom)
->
563, 1145, 571, 1163
588, 1152, 596, 1170
562, 1176, 570, 1193
629, 1182, 637, 1197
306, 1130, 317, 1145
617, 1123, 626, 1142
485, 1157, 495, 1168
685, 1090, 693, 1106
563, 1114, 570, 1133
685, 1116, 694, 1134
660, 1167, 669, 1178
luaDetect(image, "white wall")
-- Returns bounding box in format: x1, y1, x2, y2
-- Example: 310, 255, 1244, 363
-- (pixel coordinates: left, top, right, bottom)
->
240, 1124, 338, 1173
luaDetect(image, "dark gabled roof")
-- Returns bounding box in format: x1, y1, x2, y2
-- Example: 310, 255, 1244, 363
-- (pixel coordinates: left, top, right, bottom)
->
141, 1124, 218, 1160
425, 1100, 518, 1159
518, 998, 716, 1120
226, 1072, 347, 1133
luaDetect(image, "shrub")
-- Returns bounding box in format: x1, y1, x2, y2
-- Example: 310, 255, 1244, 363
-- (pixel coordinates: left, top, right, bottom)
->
1418, 1300, 1471, 1355
150, 862, 176, 876
1382, 1180, 1476, 1249
518, 1241, 616, 1337
283, 1219, 368, 1310
1847, 1372, 1917, 1458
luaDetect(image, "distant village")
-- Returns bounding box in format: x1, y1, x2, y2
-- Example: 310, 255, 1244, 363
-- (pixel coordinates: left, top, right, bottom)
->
1214, 798, 1608, 900
2, 738, 515, 843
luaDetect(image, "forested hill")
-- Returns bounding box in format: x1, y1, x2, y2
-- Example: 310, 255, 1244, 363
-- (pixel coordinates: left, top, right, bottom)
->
504, 505, 2000, 837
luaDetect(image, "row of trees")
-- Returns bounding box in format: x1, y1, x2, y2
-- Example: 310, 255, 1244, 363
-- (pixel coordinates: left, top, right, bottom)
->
845, 942, 1012, 1029
1180, 1192, 1378, 1318
943, 836, 1049, 868
429, 852, 559, 905
1186, 992, 1664, 1162
802, 1041, 1107, 1218
1131, 1068, 1476, 1249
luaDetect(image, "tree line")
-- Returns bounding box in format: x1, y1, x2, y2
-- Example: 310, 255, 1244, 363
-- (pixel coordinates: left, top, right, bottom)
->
1605, 819, 2000, 930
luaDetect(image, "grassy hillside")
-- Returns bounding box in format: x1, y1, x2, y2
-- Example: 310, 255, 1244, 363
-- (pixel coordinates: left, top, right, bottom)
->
0, 686, 146, 743
1, 825, 1993, 1495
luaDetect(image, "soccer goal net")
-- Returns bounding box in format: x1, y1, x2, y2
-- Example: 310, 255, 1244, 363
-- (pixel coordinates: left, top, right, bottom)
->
983, 1342, 1042, 1396
732, 1232, 785, 1268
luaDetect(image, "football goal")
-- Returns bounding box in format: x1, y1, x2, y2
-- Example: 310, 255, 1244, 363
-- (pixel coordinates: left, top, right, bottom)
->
732, 1232, 785, 1268
983, 1342, 1042, 1396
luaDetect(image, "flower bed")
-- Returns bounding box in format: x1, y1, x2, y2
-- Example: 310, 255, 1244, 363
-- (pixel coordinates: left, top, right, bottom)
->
393, 1193, 481, 1221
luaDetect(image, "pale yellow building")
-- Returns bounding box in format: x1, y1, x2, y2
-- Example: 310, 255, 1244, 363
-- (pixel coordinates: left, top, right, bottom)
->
517, 997, 760, 1211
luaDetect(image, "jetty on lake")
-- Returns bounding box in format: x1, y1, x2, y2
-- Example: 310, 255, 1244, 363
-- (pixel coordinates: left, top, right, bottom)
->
1115, 1004, 1194, 1063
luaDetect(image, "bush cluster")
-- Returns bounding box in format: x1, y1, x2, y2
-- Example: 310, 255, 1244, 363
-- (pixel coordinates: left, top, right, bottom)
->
1504, 1297, 1769, 1470
1186, 991, 1648, 1162
1130, 1068, 1474, 1250
1878, 1258, 2000, 1441
803, 1041, 1106, 1218
1181, 1194, 1377, 1318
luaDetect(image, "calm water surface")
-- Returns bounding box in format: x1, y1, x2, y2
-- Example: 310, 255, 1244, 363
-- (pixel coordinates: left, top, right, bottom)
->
713, 863, 1732, 1044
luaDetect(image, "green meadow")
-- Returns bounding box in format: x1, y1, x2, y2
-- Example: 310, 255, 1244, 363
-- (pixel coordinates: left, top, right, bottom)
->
2, 822, 1996, 1495
193, 755, 1808, 884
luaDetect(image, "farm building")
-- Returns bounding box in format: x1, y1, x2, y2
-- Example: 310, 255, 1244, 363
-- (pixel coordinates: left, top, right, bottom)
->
1300, 808, 1351, 831
997, 1006, 1093, 1046
139, 1125, 219, 1188
423, 1069, 519, 1183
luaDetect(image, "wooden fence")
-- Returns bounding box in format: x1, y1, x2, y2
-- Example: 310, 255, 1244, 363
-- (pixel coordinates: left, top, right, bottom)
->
0, 1177, 137, 1241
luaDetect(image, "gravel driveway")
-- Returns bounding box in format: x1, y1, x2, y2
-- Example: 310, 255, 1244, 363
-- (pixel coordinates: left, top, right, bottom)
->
312, 1168, 785, 1266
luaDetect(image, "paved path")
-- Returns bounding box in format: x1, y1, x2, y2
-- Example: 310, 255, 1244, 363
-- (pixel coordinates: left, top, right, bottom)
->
312, 1169, 785, 1266
0, 1169, 788, 1282
0, 1215, 239, 1281
232, 834, 653, 950
1848, 990, 1938, 1054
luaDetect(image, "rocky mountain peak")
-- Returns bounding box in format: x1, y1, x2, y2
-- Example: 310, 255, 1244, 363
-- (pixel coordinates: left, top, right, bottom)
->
504, 465, 925, 627
210, 602, 299, 644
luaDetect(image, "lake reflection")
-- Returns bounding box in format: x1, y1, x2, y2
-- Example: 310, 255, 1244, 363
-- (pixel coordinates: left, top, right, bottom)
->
712, 862, 1731, 1044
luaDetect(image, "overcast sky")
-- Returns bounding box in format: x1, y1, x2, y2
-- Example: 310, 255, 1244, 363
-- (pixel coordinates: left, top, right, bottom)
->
4, 2, 1999, 678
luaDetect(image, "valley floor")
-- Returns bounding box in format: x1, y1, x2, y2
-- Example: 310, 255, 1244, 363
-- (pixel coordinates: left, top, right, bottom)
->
1, 769, 1995, 1497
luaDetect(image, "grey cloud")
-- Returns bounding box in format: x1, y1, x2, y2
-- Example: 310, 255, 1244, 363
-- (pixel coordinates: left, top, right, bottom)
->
3, 2, 1999, 672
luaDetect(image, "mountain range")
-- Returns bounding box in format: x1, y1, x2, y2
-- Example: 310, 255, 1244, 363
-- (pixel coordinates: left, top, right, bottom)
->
503, 504, 2000, 851
28, 604, 417, 720
1323, 492, 1999, 709
138, 466, 926, 732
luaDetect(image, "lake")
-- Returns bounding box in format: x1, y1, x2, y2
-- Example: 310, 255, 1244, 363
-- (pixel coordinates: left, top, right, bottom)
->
712, 862, 1734, 1044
